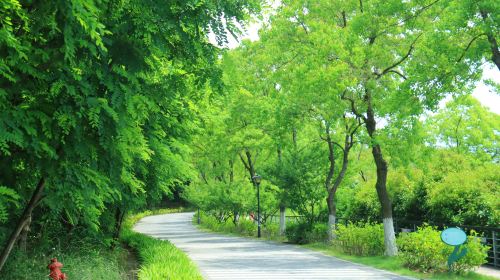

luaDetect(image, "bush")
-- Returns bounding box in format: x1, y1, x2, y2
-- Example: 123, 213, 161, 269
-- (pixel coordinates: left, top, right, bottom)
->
195, 211, 258, 237
306, 223, 329, 243
333, 222, 384, 256
397, 225, 489, 273
285, 222, 312, 244
285, 222, 330, 244
262, 222, 280, 238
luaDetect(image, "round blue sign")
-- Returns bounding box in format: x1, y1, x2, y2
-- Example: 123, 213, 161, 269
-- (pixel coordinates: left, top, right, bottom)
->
441, 227, 467, 246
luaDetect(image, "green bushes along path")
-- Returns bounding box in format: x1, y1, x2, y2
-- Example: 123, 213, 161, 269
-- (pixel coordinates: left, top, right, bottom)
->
121, 209, 203, 280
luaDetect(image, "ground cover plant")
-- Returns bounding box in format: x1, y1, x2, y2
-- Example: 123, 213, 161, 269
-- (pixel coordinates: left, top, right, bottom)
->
121, 208, 203, 280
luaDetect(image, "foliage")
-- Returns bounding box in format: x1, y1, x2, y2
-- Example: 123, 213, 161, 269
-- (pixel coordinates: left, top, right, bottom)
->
307, 243, 497, 280
0, 0, 263, 271
196, 212, 257, 237
0, 240, 129, 280
426, 96, 500, 162
333, 223, 385, 256
285, 222, 313, 244
397, 225, 489, 273
195, 211, 286, 241
121, 209, 202, 280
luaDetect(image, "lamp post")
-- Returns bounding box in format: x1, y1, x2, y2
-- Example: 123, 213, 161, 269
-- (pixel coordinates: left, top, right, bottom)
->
252, 174, 262, 238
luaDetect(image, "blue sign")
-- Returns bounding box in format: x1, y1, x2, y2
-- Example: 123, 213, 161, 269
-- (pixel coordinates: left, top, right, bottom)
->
441, 227, 467, 246
441, 227, 468, 270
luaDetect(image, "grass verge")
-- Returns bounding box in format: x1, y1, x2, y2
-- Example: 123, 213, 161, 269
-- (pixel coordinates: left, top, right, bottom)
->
0, 239, 130, 280
120, 208, 203, 280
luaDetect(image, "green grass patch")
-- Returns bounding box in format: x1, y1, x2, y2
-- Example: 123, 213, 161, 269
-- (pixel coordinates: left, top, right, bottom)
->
305, 243, 497, 280
0, 240, 130, 280
121, 208, 203, 280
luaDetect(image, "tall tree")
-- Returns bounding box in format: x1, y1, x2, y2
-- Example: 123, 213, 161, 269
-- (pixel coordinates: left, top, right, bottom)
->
0, 0, 262, 271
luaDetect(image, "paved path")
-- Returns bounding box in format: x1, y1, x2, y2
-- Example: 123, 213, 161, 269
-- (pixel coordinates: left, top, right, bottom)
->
134, 212, 414, 280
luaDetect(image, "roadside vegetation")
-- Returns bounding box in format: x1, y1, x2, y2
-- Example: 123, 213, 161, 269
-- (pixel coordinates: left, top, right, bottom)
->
195, 213, 495, 280
121, 209, 203, 280
0, 231, 132, 279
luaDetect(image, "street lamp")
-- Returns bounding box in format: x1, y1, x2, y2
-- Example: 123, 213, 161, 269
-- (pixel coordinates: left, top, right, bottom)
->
252, 174, 262, 238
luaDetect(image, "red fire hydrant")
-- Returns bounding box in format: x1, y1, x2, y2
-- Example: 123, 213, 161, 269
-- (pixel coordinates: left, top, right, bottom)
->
48, 258, 67, 280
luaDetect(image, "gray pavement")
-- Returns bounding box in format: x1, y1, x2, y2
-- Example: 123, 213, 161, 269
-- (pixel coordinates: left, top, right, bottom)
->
134, 212, 415, 280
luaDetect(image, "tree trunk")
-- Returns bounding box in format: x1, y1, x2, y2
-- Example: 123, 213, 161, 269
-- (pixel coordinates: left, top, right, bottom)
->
0, 177, 46, 272
233, 211, 240, 225
326, 192, 336, 241
365, 98, 397, 256
372, 144, 397, 256
279, 205, 286, 235
113, 207, 125, 244
480, 10, 500, 70
323, 121, 353, 242
18, 215, 31, 252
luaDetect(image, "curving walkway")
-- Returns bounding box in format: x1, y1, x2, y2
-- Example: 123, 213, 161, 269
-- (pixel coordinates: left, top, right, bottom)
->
134, 212, 415, 280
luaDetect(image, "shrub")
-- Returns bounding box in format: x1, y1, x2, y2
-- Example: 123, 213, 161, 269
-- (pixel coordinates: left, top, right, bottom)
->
237, 219, 257, 236
262, 222, 280, 238
397, 225, 489, 273
285, 222, 313, 244
333, 222, 384, 256
306, 223, 329, 243
195, 211, 259, 237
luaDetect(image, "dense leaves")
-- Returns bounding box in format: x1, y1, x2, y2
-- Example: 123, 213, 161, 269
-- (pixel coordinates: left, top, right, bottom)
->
0, 0, 262, 272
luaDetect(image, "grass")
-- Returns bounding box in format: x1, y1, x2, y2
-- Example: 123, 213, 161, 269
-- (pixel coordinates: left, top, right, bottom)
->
0, 239, 130, 280
120, 208, 203, 280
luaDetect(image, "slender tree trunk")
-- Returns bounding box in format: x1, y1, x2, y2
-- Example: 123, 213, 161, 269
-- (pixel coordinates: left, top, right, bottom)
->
279, 205, 286, 235
326, 192, 336, 241
233, 211, 240, 224
113, 207, 125, 243
365, 98, 397, 256
292, 127, 297, 147
0, 177, 46, 272
18, 215, 31, 252
323, 122, 353, 241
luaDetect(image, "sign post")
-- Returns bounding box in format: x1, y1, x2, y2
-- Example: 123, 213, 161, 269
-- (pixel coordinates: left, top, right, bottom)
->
441, 227, 468, 270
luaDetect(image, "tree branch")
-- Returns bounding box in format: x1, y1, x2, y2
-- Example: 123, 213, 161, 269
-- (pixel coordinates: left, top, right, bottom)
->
387, 69, 407, 80
341, 90, 366, 122
375, 33, 422, 79
456, 33, 487, 63
376, 0, 441, 37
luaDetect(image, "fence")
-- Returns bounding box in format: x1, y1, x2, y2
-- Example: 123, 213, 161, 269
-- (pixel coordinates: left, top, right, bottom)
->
268, 214, 499, 268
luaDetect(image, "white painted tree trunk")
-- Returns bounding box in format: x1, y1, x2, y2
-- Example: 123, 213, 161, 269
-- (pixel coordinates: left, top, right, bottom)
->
328, 214, 336, 241
383, 217, 398, 256
279, 207, 286, 235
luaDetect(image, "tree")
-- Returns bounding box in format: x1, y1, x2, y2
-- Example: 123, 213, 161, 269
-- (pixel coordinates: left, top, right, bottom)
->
426, 95, 500, 162
0, 0, 262, 271
254, 0, 486, 255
